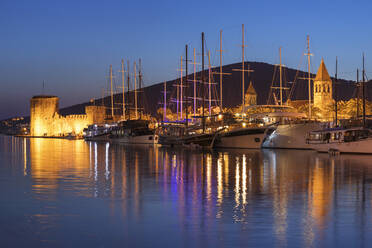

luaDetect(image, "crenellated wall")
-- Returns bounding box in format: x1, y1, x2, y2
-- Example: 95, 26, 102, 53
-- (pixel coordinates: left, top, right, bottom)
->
30, 95, 106, 137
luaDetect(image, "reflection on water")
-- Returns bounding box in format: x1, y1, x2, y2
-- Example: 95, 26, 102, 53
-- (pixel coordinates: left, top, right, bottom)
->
1, 136, 372, 247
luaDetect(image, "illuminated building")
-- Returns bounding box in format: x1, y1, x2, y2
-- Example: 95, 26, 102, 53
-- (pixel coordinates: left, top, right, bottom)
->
30, 95, 106, 137
313, 59, 333, 119
244, 81, 257, 106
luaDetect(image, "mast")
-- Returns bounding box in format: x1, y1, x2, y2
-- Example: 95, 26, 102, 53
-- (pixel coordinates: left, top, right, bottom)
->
335, 56, 338, 126
202, 32, 205, 132
362, 53, 366, 127
127, 61, 131, 120
193, 48, 197, 118
185, 45, 188, 127
180, 55, 183, 121
357, 69, 359, 119
242, 24, 245, 107
139, 58, 143, 119
279, 47, 283, 105
176, 78, 179, 121
134, 61, 138, 120
110, 64, 114, 118
208, 51, 212, 116
305, 35, 312, 119
163, 81, 167, 122
219, 29, 223, 111
121, 59, 126, 120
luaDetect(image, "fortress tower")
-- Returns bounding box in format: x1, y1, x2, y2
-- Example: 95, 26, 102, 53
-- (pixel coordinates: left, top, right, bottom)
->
245, 81, 257, 106
30, 95, 59, 136
313, 59, 333, 119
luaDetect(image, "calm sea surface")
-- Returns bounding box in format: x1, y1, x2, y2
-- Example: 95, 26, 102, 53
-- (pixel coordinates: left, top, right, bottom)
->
1, 135, 372, 247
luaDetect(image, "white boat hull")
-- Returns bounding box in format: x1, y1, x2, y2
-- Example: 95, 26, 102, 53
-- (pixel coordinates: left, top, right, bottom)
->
215, 128, 267, 149
311, 138, 372, 154
111, 134, 158, 144
262, 122, 323, 149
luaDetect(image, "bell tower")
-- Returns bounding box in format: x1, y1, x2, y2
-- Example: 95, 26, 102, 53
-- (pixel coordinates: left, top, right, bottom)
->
313, 59, 333, 118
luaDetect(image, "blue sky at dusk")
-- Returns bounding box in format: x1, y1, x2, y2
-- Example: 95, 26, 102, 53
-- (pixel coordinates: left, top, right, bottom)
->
1, 0, 372, 119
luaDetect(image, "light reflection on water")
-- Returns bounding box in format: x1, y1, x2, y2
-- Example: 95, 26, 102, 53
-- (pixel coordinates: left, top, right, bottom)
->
1, 135, 372, 247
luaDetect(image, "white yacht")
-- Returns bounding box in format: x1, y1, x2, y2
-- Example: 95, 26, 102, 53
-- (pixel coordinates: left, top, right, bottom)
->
83, 123, 116, 142
307, 127, 372, 154
261, 113, 324, 149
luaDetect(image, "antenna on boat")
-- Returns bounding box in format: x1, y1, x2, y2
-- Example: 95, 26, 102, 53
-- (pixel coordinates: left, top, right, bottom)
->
362, 53, 366, 127
335, 56, 338, 126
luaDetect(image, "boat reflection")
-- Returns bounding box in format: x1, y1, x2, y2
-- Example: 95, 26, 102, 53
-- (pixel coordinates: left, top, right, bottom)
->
9, 136, 372, 246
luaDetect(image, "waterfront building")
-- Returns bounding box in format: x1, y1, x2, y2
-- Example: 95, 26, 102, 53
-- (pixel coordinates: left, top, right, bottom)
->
30, 95, 106, 137
313, 59, 333, 120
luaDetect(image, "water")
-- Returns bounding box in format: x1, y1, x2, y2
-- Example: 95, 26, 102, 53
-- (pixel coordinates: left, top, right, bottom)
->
1, 135, 372, 247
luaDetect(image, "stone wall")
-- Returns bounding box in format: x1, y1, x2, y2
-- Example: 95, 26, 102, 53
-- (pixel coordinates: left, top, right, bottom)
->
30, 96, 106, 137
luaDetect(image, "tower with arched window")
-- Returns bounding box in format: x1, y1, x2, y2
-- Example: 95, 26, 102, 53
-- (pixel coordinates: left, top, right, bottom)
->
313, 59, 333, 118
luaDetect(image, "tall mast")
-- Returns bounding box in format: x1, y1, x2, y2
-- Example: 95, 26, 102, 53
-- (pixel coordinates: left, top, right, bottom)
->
219, 29, 223, 111
185, 45, 188, 127
357, 69, 359, 119
335, 56, 338, 125
279, 47, 283, 106
176, 77, 179, 121
139, 58, 142, 119
362, 53, 366, 127
134, 61, 138, 120
193, 48, 197, 118
110, 64, 114, 118
305, 35, 313, 119
202, 32, 205, 132
180, 55, 183, 121
208, 51, 212, 116
163, 81, 167, 122
121, 59, 126, 120
127, 61, 130, 120
242, 24, 245, 107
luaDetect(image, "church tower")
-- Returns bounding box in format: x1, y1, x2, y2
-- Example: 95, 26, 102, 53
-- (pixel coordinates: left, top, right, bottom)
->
245, 81, 257, 106
313, 59, 333, 118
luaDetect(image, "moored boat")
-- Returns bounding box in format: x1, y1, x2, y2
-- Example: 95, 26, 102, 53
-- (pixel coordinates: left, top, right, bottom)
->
307, 127, 372, 154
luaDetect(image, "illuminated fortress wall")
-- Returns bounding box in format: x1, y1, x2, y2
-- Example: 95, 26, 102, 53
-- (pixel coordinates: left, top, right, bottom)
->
30, 95, 106, 137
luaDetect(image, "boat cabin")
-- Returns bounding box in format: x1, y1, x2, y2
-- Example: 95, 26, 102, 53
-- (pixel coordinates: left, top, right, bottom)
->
307, 127, 371, 144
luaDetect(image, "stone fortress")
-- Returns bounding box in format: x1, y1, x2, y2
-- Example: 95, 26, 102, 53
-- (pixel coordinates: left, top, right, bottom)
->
30, 95, 106, 137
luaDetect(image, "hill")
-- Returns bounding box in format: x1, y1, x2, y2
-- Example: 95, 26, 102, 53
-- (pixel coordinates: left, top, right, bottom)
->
59, 61, 366, 118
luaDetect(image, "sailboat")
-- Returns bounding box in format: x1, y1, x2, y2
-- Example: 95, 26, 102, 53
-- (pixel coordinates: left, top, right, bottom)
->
109, 59, 158, 145
262, 36, 324, 150
158, 34, 222, 148
307, 55, 372, 154
214, 25, 272, 149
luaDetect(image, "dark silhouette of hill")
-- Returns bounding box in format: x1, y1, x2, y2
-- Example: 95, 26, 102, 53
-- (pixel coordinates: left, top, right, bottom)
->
59, 61, 365, 118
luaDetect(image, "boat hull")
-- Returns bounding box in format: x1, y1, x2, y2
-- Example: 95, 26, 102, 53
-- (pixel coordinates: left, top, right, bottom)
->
214, 127, 267, 149
262, 122, 323, 149
311, 138, 372, 154
110, 134, 158, 144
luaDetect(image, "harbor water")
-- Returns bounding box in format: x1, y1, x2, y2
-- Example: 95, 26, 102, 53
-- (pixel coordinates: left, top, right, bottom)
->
1, 135, 372, 247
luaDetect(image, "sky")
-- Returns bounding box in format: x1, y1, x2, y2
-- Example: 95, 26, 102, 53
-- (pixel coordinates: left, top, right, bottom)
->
1, 0, 372, 119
